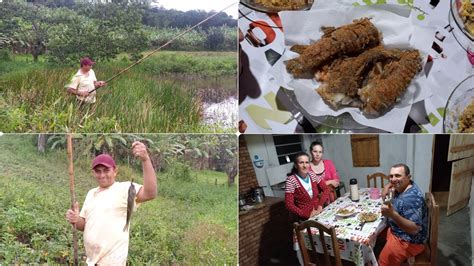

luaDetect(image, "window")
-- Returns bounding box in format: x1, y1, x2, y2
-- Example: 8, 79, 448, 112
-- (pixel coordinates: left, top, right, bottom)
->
351, 135, 380, 167
273, 135, 304, 165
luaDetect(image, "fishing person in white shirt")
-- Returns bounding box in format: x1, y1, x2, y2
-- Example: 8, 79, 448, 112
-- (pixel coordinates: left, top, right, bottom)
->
65, 141, 157, 265
65, 57, 107, 104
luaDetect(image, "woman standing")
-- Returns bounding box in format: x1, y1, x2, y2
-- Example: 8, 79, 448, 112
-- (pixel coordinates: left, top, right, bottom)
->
285, 152, 331, 220
309, 141, 340, 202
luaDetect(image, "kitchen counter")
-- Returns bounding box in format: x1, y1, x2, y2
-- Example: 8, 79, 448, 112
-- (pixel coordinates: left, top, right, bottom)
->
239, 196, 283, 215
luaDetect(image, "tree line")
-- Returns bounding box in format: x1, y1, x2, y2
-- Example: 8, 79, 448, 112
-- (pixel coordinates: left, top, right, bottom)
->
37, 134, 238, 185
0, 0, 237, 64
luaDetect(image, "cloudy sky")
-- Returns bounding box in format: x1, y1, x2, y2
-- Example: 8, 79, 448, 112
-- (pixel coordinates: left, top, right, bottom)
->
153, 0, 238, 18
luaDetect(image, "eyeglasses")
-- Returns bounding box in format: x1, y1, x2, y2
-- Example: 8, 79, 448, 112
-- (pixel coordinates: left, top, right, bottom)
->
388, 174, 403, 178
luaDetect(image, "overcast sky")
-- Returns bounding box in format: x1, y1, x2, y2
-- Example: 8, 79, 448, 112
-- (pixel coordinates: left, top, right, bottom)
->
153, 0, 238, 18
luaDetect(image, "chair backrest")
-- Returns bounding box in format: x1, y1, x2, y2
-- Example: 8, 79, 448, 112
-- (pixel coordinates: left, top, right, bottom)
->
366, 172, 389, 188
426, 192, 439, 266
294, 220, 342, 266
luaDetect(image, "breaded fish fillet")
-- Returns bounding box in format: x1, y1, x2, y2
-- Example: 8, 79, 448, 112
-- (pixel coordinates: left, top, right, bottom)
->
286, 18, 380, 78
358, 50, 422, 116
316, 46, 402, 109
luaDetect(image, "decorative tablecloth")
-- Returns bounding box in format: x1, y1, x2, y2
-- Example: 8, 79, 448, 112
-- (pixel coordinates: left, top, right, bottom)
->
239, 0, 474, 133
295, 189, 386, 266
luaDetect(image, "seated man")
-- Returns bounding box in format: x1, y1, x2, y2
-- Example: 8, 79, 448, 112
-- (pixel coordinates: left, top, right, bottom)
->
379, 163, 428, 266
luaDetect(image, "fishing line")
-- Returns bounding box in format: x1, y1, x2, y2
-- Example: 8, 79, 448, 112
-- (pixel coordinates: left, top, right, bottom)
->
89, 2, 238, 93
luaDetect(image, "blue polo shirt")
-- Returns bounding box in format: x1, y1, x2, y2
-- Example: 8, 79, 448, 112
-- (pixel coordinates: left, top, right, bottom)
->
388, 181, 428, 244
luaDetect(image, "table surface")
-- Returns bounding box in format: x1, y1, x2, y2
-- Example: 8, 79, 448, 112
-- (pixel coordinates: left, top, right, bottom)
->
239, 0, 474, 133
295, 188, 387, 266
311, 189, 386, 247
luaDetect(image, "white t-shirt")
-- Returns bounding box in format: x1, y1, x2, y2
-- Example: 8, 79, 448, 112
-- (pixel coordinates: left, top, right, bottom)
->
79, 181, 143, 265
65, 69, 97, 103
296, 174, 313, 198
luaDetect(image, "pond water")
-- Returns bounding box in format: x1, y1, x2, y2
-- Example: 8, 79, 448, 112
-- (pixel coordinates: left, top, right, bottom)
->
202, 96, 238, 130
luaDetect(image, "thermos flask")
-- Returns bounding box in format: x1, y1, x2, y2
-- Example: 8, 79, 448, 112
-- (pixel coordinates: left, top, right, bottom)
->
350, 178, 359, 202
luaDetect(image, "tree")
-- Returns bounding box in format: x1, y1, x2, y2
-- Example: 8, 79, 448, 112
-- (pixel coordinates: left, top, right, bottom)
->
0, 33, 16, 50
37, 134, 47, 153
206, 27, 225, 51
198, 135, 237, 186
46, 1, 150, 63
0, 2, 52, 61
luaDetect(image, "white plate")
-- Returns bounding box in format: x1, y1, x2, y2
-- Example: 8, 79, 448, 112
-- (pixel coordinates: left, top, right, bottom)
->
240, 0, 314, 13
335, 207, 356, 218
358, 212, 379, 223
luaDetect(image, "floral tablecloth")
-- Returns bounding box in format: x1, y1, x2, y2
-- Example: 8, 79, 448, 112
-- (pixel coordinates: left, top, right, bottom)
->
295, 189, 386, 266
239, 0, 473, 133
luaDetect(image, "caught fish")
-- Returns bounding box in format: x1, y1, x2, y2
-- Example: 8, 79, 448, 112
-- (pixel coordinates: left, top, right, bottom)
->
123, 179, 136, 232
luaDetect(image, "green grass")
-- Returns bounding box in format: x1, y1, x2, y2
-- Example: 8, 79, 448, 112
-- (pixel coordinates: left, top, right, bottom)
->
0, 51, 237, 133
0, 135, 237, 264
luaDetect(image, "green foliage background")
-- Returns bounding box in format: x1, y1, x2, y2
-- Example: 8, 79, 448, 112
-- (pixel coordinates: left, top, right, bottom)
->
0, 51, 236, 133
0, 134, 238, 264
0, 1, 237, 63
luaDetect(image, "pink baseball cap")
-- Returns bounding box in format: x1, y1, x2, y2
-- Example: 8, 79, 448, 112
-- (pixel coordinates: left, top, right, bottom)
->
92, 154, 116, 169
80, 57, 95, 66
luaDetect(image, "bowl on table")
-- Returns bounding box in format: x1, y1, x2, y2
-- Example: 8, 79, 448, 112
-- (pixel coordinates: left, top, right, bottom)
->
443, 75, 474, 133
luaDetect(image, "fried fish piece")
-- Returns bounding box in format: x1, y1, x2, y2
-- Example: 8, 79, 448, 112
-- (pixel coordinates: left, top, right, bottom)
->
290, 44, 309, 54
316, 46, 402, 109
358, 50, 422, 116
286, 18, 381, 78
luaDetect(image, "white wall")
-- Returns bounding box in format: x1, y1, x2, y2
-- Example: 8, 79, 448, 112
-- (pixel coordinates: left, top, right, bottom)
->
244, 135, 274, 196
244, 134, 434, 197
317, 135, 433, 193
411, 135, 434, 193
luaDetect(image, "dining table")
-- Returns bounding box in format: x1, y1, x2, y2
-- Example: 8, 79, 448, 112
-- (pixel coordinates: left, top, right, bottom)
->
239, 0, 474, 133
294, 188, 387, 266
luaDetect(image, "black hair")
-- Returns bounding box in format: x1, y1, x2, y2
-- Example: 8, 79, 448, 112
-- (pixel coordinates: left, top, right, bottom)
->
309, 141, 324, 152
290, 152, 310, 174
391, 163, 411, 176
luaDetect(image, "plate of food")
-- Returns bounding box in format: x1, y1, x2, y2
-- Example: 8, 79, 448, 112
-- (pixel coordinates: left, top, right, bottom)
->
358, 212, 379, 223
443, 75, 474, 133
335, 207, 356, 218
451, 0, 474, 41
240, 0, 314, 13
270, 5, 432, 132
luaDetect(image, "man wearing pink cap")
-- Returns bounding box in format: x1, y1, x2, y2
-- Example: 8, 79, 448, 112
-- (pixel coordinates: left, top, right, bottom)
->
65, 141, 157, 265
65, 57, 107, 104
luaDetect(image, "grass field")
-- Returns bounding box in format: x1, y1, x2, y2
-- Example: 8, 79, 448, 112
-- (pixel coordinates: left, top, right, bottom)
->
0, 51, 237, 133
0, 135, 238, 264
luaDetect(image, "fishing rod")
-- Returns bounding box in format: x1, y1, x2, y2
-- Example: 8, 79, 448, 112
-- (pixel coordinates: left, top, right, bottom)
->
66, 134, 79, 266
89, 2, 237, 93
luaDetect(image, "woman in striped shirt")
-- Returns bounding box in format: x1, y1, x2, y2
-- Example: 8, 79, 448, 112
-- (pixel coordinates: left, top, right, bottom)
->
285, 152, 331, 220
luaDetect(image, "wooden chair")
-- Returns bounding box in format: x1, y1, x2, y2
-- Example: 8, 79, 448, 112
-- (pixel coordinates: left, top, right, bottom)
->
294, 220, 342, 266
366, 172, 389, 188
408, 192, 439, 266
335, 181, 346, 197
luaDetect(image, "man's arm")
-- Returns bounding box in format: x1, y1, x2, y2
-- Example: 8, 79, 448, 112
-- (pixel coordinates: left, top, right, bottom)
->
93, 81, 106, 88
381, 204, 420, 235
67, 87, 89, 97
132, 141, 157, 203
66, 202, 86, 231
381, 182, 394, 199
75, 217, 86, 231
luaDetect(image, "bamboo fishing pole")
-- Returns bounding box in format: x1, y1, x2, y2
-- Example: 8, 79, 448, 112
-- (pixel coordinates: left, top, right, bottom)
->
67, 133, 79, 266
89, 1, 237, 93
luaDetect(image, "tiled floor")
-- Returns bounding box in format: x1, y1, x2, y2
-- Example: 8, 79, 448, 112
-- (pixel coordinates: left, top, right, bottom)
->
437, 206, 471, 266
